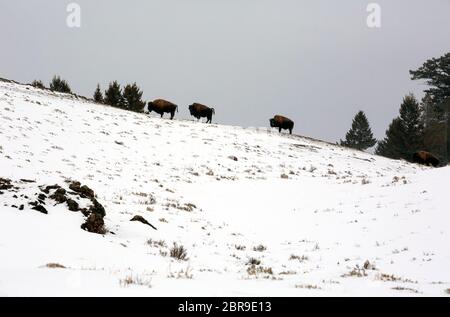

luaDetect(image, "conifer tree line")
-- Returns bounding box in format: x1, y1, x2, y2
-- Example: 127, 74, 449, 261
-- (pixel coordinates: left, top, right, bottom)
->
340, 52, 449, 165
30, 76, 147, 113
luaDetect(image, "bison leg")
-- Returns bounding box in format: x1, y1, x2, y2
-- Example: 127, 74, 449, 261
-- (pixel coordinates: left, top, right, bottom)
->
279, 127, 282, 133
170, 111, 175, 120
160, 113, 164, 118
289, 128, 292, 135
207, 115, 212, 124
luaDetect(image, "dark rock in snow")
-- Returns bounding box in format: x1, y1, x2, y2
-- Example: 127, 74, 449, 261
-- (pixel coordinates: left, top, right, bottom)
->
69, 181, 81, 192
31, 204, 48, 214
69, 181, 95, 199
50, 188, 67, 203
130, 215, 157, 230
19, 204, 24, 210
38, 193, 47, 201
89, 198, 105, 217
66, 199, 79, 211
0, 178, 13, 190
42, 184, 61, 194
20, 179, 35, 183
81, 212, 105, 234
79, 208, 90, 217
79, 185, 95, 199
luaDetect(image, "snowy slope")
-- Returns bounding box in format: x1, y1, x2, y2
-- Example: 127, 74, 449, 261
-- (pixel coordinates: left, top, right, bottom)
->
0, 79, 449, 296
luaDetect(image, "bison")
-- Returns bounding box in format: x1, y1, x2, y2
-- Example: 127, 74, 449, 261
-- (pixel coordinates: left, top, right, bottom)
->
147, 99, 178, 120
188, 103, 215, 124
269, 115, 294, 134
412, 151, 440, 167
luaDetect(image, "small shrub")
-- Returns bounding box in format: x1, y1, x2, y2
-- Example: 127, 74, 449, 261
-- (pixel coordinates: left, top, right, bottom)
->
235, 245, 246, 251
289, 254, 309, 262
119, 273, 152, 288
246, 257, 261, 265
93, 84, 103, 103
147, 239, 166, 248
253, 244, 267, 252
170, 243, 188, 261
31, 80, 45, 89
295, 284, 321, 290
341, 265, 367, 278
50, 75, 72, 93
247, 264, 273, 276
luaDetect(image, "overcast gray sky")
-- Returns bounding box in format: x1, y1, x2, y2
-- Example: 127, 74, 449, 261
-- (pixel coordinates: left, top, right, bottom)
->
1, 0, 449, 142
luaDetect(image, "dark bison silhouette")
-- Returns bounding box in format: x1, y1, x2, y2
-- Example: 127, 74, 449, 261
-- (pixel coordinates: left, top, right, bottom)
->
269, 115, 294, 134
412, 151, 440, 167
188, 103, 215, 123
148, 99, 178, 120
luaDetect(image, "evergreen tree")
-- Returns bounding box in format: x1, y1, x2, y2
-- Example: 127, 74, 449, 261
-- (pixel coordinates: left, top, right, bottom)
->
93, 84, 104, 103
122, 82, 145, 112
49, 76, 71, 93
31, 80, 45, 89
104, 81, 123, 108
420, 93, 447, 161
376, 118, 407, 159
340, 111, 376, 150
376, 94, 424, 160
410, 52, 450, 105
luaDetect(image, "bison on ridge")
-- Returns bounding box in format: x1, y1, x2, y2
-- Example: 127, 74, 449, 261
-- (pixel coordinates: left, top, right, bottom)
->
147, 99, 178, 120
269, 115, 294, 134
188, 103, 215, 124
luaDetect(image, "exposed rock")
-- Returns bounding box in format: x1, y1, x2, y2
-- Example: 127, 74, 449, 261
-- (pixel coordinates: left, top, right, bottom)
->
31, 204, 48, 214
79, 185, 95, 199
49, 188, 67, 203
228, 156, 238, 161
130, 215, 157, 230
89, 198, 105, 217
69, 181, 95, 199
20, 179, 35, 183
81, 212, 105, 234
0, 178, 13, 190
79, 208, 90, 217
281, 174, 289, 179
38, 193, 47, 201
69, 181, 81, 192
42, 184, 61, 194
66, 199, 79, 211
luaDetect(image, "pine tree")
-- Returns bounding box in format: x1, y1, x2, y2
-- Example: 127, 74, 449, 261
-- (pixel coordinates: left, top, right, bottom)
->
104, 81, 123, 108
376, 94, 424, 160
376, 118, 407, 159
420, 93, 447, 161
410, 52, 450, 105
340, 111, 376, 150
31, 80, 45, 89
49, 76, 71, 93
122, 82, 145, 112
93, 84, 104, 103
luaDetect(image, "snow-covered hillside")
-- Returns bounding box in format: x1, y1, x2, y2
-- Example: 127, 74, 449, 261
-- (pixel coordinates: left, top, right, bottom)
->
1, 79, 449, 296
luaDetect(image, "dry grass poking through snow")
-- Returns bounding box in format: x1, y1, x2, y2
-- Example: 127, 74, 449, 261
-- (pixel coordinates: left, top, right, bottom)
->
119, 273, 152, 288
170, 243, 189, 261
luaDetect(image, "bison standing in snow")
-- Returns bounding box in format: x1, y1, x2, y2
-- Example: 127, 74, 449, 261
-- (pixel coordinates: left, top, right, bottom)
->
188, 103, 215, 123
147, 99, 178, 120
269, 115, 294, 134
412, 151, 440, 167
